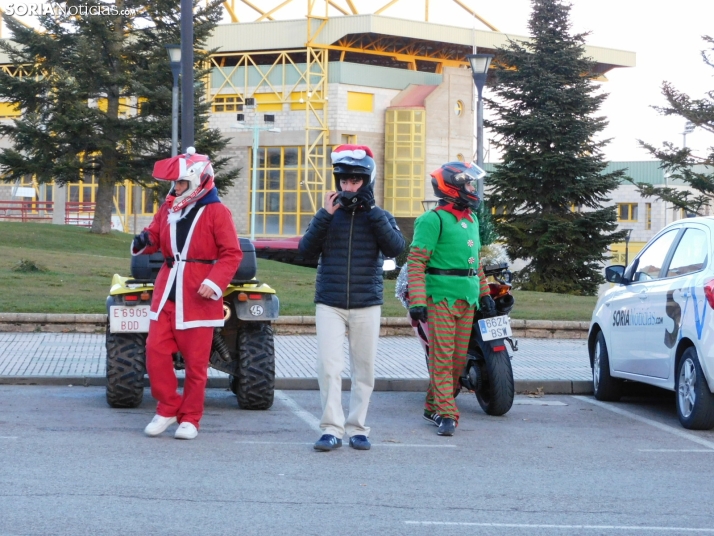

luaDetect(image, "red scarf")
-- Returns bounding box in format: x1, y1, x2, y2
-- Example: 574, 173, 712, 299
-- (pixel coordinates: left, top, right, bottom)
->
434, 203, 474, 222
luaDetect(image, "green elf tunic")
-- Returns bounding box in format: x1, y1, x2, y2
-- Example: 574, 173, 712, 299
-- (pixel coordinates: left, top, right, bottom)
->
407, 208, 487, 309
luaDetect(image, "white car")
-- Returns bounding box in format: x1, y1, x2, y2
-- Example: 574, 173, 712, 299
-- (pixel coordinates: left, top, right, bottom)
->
589, 216, 714, 429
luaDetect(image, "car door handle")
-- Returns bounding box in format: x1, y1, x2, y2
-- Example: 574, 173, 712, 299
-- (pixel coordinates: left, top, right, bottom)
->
639, 290, 648, 300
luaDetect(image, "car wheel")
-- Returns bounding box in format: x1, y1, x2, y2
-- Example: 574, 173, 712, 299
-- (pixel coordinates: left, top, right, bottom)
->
676, 348, 714, 430
592, 331, 622, 401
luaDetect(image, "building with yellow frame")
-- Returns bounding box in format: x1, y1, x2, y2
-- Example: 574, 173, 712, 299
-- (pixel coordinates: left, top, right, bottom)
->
0, 1, 636, 237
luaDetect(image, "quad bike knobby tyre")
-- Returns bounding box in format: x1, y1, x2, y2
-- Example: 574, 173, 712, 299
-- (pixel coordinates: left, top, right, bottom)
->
235, 322, 275, 410
105, 325, 146, 408
474, 350, 514, 416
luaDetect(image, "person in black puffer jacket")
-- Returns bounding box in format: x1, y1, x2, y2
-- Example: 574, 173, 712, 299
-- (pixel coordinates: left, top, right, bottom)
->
299, 144, 405, 452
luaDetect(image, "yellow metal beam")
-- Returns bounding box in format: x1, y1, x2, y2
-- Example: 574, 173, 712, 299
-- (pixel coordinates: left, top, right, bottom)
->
327, 1, 350, 16
319, 43, 468, 67
451, 0, 499, 31
256, 0, 294, 21
222, 1, 239, 22
425, 0, 429, 22
239, 0, 275, 20
375, 0, 402, 16
344, 0, 359, 14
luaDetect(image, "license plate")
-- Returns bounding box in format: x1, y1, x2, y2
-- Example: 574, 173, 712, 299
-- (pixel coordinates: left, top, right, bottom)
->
477, 315, 512, 341
109, 305, 151, 333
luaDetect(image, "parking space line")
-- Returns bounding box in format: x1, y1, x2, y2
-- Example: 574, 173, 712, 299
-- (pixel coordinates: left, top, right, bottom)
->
573, 396, 714, 451
513, 399, 567, 406
274, 390, 322, 433
0, 436, 18, 439
234, 440, 456, 448
271, 392, 457, 448
639, 449, 714, 453
405, 521, 714, 532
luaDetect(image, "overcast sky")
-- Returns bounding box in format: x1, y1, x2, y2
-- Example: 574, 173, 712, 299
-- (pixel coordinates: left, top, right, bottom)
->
2, 0, 713, 163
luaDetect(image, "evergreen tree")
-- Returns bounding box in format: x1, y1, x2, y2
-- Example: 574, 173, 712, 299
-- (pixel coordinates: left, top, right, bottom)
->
633, 36, 714, 215
486, 0, 626, 295
0, 0, 236, 234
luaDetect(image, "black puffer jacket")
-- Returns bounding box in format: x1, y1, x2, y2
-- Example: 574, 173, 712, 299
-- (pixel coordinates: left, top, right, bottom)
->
298, 205, 405, 309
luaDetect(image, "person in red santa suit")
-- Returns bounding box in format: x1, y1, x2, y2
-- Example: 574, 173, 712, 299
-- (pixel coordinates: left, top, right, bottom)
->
132, 147, 242, 440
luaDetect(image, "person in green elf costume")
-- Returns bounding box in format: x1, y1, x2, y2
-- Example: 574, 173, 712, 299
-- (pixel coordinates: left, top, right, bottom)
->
406, 162, 495, 436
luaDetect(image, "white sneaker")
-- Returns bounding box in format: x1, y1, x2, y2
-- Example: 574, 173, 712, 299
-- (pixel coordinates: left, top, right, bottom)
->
174, 422, 198, 440
144, 415, 177, 437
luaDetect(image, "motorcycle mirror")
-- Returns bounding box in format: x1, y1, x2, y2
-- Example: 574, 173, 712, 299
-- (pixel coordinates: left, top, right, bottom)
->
383, 258, 396, 271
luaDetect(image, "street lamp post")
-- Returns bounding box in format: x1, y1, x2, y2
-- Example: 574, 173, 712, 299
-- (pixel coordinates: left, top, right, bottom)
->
466, 53, 494, 202
624, 228, 633, 267
682, 120, 695, 148
165, 44, 181, 157
234, 103, 281, 240
180, 0, 194, 151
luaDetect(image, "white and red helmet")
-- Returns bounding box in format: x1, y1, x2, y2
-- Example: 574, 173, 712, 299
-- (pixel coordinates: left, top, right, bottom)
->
152, 147, 215, 213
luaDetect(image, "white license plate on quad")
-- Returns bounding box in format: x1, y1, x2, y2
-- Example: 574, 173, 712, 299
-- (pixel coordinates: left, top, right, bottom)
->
109, 305, 151, 333
478, 315, 512, 341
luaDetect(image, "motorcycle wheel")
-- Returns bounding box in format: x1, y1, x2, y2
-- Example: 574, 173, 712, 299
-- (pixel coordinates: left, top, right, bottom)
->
474, 348, 514, 416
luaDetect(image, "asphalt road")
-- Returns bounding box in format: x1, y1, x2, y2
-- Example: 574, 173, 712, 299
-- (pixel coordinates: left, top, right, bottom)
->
1, 386, 714, 536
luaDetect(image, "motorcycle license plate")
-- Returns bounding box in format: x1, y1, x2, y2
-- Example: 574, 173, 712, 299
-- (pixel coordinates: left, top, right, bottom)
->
109, 305, 151, 333
477, 315, 512, 341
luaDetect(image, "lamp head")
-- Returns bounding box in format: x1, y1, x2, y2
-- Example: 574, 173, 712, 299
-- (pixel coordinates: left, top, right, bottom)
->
165, 44, 181, 66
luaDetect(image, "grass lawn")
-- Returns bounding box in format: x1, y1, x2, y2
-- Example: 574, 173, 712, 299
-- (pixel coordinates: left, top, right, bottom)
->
0, 221, 597, 320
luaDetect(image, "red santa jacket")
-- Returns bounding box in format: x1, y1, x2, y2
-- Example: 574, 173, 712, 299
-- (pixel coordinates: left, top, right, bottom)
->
132, 201, 242, 329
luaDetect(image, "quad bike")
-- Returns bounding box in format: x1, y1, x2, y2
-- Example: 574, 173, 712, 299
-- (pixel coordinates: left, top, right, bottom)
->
397, 262, 517, 416
105, 238, 279, 410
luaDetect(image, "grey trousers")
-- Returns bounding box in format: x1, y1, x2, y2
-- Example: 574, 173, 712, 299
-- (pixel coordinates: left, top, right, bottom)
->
315, 303, 381, 438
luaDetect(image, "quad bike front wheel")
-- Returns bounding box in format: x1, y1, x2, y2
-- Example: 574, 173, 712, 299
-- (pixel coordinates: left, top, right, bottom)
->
105, 325, 146, 408
234, 322, 275, 410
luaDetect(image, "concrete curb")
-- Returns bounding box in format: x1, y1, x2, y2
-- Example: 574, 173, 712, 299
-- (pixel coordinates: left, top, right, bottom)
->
0, 313, 590, 339
0, 376, 594, 395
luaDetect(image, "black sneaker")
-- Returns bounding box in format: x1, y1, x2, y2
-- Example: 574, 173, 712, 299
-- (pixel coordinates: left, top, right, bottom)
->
437, 418, 456, 436
423, 411, 443, 427
349, 435, 371, 450
314, 434, 343, 451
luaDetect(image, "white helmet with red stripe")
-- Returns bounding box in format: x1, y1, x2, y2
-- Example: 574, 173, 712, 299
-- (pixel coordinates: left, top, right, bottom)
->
152, 147, 215, 213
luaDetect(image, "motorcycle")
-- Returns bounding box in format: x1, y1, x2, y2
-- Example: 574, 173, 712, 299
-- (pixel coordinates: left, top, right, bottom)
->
396, 262, 517, 416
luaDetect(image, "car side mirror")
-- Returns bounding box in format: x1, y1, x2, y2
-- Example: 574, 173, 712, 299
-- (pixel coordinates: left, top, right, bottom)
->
605, 265, 625, 284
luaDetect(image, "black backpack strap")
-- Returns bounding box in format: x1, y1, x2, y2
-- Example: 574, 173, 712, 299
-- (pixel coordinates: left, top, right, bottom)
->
432, 209, 444, 242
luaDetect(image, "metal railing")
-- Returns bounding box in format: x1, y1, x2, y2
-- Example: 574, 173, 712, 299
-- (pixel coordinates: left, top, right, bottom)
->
65, 201, 96, 227
0, 200, 53, 223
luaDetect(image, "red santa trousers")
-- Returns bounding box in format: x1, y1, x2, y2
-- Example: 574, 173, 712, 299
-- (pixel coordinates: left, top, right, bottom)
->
146, 300, 214, 428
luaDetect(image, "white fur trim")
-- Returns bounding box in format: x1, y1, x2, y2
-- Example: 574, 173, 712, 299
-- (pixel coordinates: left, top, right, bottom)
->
166, 203, 196, 224
203, 279, 222, 300
175, 319, 224, 330
186, 146, 196, 155
331, 149, 366, 163
130, 242, 147, 256
173, 207, 205, 327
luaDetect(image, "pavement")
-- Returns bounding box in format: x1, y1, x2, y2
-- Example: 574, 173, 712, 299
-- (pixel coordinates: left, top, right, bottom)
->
0, 332, 593, 393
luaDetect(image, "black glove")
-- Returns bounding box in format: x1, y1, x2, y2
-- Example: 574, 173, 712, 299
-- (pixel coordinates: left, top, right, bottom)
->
479, 295, 497, 317
133, 230, 151, 250
354, 188, 375, 209
409, 306, 428, 323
